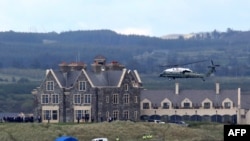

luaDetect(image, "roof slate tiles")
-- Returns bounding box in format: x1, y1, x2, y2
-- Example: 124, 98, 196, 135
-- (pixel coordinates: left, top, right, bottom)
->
52, 69, 124, 88
141, 89, 239, 107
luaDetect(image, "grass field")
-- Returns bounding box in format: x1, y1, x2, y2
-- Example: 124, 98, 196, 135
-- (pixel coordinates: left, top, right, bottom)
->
0, 121, 224, 141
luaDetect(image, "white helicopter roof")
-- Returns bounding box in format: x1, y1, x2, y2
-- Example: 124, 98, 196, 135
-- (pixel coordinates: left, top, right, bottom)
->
165, 67, 193, 72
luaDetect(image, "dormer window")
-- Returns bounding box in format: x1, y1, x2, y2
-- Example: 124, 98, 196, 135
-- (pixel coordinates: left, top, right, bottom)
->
182, 98, 192, 109
46, 81, 54, 91
79, 81, 86, 91
204, 102, 211, 109
143, 103, 150, 109
163, 102, 170, 109
183, 102, 191, 109
224, 102, 231, 109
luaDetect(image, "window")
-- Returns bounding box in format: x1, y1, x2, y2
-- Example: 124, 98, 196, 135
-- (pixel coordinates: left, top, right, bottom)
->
134, 96, 138, 103
134, 111, 138, 120
46, 81, 54, 91
106, 111, 110, 120
75, 110, 90, 121
123, 110, 129, 120
113, 110, 119, 120
84, 94, 91, 104
113, 94, 119, 104
204, 102, 211, 109
124, 84, 128, 91
132, 80, 139, 87
224, 102, 231, 109
143, 103, 150, 109
43, 110, 51, 120
75, 110, 83, 119
51, 94, 59, 104
183, 102, 191, 109
106, 96, 109, 103
74, 94, 81, 104
52, 110, 58, 120
42, 110, 58, 121
79, 81, 86, 91
124, 94, 129, 104
162, 102, 170, 109
41, 94, 49, 104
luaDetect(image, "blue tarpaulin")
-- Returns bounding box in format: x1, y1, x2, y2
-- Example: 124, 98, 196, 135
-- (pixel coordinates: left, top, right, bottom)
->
55, 136, 78, 141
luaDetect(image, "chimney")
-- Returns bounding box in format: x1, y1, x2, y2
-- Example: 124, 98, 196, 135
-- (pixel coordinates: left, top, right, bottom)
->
215, 82, 220, 94
59, 62, 86, 72
237, 88, 241, 109
175, 82, 179, 95
68, 62, 86, 71
237, 87, 241, 124
107, 61, 125, 70
59, 62, 70, 72
91, 55, 107, 72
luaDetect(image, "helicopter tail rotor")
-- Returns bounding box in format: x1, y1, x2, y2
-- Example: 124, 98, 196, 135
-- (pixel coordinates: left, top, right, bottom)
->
207, 60, 220, 74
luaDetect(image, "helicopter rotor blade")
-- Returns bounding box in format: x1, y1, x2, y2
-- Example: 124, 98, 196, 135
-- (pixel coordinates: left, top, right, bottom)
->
208, 60, 220, 72
180, 60, 209, 66
159, 60, 209, 68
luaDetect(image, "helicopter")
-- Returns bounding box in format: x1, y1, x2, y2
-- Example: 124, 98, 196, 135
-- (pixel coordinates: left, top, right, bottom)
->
159, 60, 220, 81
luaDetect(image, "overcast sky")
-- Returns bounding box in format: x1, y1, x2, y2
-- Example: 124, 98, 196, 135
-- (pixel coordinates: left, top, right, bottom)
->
1, 0, 250, 37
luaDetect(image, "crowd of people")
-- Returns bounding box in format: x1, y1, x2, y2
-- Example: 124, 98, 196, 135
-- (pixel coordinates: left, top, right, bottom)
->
0, 113, 34, 123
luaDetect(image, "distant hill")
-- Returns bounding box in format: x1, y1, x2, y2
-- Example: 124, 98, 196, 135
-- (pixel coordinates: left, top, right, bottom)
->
0, 29, 250, 77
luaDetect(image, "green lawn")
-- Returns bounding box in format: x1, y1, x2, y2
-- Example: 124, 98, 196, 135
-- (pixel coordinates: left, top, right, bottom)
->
0, 121, 224, 141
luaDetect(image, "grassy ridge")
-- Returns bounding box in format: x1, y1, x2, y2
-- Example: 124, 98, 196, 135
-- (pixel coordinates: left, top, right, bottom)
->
0, 121, 224, 141
141, 74, 250, 91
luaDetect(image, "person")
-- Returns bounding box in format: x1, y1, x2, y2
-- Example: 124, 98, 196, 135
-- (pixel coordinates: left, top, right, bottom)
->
37, 115, 41, 123
116, 136, 120, 141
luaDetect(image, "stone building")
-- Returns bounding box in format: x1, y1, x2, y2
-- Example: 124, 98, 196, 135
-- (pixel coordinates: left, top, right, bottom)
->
32, 55, 143, 123
32, 55, 250, 124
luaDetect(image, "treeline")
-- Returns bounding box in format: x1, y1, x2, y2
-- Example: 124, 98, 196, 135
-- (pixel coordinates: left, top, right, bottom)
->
0, 82, 40, 112
0, 29, 250, 76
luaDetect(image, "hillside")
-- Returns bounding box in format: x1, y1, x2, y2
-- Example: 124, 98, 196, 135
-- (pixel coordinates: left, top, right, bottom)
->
0, 29, 250, 77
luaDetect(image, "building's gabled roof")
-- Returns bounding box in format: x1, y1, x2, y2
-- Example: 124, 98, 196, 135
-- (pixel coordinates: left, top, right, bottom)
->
49, 69, 134, 88
141, 89, 238, 107
53, 70, 82, 88
128, 70, 142, 83
86, 70, 125, 87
